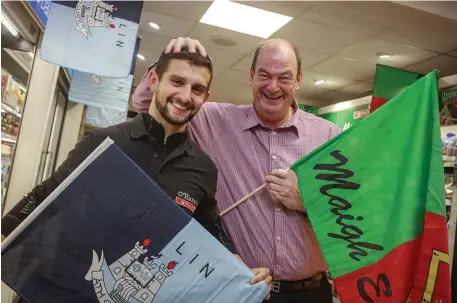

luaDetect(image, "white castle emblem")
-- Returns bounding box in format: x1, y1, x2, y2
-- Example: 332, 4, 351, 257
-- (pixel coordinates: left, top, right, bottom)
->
75, 0, 117, 38
85, 239, 177, 303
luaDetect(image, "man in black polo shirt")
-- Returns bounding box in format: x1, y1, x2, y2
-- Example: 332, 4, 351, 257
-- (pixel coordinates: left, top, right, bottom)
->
1, 48, 272, 295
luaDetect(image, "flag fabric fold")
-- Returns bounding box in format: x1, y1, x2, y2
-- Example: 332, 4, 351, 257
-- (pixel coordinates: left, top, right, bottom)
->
1, 139, 269, 303
291, 71, 451, 303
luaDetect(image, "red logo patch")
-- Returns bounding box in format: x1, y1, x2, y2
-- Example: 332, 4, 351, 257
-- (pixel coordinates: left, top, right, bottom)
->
175, 197, 196, 212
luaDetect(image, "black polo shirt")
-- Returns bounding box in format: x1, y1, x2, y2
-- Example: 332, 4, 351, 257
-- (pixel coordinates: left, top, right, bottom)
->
2, 113, 233, 251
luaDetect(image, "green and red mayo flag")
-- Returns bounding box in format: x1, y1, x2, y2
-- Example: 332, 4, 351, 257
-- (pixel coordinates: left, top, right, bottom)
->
370, 64, 423, 113
291, 71, 451, 303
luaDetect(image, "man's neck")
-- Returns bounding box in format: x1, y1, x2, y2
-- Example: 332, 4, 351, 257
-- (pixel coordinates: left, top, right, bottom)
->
148, 107, 186, 137
258, 106, 294, 129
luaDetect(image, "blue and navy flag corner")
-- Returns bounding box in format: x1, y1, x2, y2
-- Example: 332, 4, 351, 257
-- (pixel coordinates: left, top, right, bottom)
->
1, 139, 269, 303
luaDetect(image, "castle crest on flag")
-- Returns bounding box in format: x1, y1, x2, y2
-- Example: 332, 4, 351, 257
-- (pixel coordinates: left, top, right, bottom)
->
85, 239, 177, 303
75, 0, 118, 38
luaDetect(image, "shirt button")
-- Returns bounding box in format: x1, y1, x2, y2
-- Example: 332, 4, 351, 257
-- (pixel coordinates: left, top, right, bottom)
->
276, 208, 281, 212
272, 155, 277, 160
153, 153, 159, 158
272, 131, 276, 135
276, 236, 281, 241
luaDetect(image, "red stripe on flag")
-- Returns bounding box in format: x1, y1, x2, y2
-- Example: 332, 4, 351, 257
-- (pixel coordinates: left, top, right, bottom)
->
369, 96, 389, 113
409, 212, 451, 303
175, 197, 196, 212
333, 237, 421, 303
333, 212, 451, 303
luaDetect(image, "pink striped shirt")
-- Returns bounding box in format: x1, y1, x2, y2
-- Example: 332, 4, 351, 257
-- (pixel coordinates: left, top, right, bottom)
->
188, 102, 341, 280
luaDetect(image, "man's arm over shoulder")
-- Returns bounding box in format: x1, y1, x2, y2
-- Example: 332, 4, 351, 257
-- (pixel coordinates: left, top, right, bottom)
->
188, 102, 237, 153
1, 131, 101, 237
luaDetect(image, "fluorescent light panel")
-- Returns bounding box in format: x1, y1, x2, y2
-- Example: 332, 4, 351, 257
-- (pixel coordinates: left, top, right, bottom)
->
200, 0, 292, 39
1, 12, 19, 37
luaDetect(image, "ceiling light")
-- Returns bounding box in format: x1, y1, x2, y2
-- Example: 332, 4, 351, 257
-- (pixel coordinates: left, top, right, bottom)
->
137, 54, 145, 60
200, 0, 292, 39
377, 52, 393, 59
314, 80, 327, 86
148, 22, 160, 30
1, 12, 19, 37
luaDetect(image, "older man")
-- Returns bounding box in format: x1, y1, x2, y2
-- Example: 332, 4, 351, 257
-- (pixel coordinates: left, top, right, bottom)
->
133, 37, 341, 303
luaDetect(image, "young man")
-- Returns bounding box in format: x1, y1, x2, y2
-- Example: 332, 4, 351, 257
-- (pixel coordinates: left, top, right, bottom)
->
1, 48, 271, 295
132, 38, 341, 303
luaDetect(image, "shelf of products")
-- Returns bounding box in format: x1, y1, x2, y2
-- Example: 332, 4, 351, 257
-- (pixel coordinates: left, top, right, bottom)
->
1, 67, 25, 202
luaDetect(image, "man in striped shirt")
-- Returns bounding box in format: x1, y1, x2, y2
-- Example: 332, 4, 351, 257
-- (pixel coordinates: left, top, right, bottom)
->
133, 37, 341, 303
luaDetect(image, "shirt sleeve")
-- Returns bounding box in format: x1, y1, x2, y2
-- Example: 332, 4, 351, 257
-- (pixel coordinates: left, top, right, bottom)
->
188, 102, 228, 154
192, 165, 235, 253
1, 132, 94, 237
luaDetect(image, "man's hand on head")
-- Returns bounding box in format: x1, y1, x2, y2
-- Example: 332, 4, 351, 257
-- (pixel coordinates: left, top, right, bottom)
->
265, 169, 306, 212
165, 37, 207, 57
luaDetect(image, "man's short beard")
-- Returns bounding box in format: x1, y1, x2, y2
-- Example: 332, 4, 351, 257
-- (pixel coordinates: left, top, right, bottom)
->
155, 89, 196, 126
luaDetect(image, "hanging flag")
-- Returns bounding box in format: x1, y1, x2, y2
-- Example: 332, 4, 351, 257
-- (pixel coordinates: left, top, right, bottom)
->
68, 37, 140, 126
41, 1, 143, 77
1, 139, 269, 303
85, 106, 128, 128
291, 71, 451, 303
370, 64, 423, 113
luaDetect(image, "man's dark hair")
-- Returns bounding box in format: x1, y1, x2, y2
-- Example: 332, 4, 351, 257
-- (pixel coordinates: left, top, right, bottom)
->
250, 41, 302, 77
155, 46, 213, 91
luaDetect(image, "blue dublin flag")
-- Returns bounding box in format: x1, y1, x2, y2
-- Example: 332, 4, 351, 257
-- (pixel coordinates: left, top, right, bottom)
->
1, 139, 269, 303
41, 1, 143, 77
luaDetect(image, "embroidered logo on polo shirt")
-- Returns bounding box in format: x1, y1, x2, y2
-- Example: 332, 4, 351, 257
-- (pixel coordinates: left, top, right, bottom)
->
175, 191, 199, 213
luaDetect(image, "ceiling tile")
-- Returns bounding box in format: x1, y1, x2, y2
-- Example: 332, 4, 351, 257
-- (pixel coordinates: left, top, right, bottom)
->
187, 23, 264, 55
205, 47, 244, 69
340, 39, 438, 68
300, 70, 355, 90
298, 3, 391, 36
297, 49, 331, 69
310, 57, 376, 81
232, 54, 254, 72
216, 69, 249, 86
338, 82, 373, 94
208, 81, 252, 105
297, 83, 330, 98
235, 1, 315, 18
405, 55, 457, 78
139, 11, 194, 38
315, 91, 360, 105
138, 33, 176, 54
272, 18, 370, 54
142, 1, 211, 21
377, 26, 457, 53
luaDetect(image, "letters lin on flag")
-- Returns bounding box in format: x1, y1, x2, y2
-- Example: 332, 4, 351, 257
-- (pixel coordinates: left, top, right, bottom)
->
291, 71, 451, 303
1, 139, 269, 303
41, 1, 143, 77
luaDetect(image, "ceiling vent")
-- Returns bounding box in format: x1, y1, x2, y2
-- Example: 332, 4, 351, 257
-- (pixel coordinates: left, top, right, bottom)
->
210, 36, 237, 47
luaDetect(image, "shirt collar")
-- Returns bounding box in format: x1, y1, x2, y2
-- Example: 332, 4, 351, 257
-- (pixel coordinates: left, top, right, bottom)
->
243, 100, 301, 136
130, 113, 194, 157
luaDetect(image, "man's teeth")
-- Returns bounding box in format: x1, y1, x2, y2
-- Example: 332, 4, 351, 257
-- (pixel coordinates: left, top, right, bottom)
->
172, 102, 187, 110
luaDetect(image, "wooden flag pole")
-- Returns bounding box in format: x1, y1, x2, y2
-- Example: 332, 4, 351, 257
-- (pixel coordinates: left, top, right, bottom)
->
219, 168, 290, 217
219, 183, 267, 216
